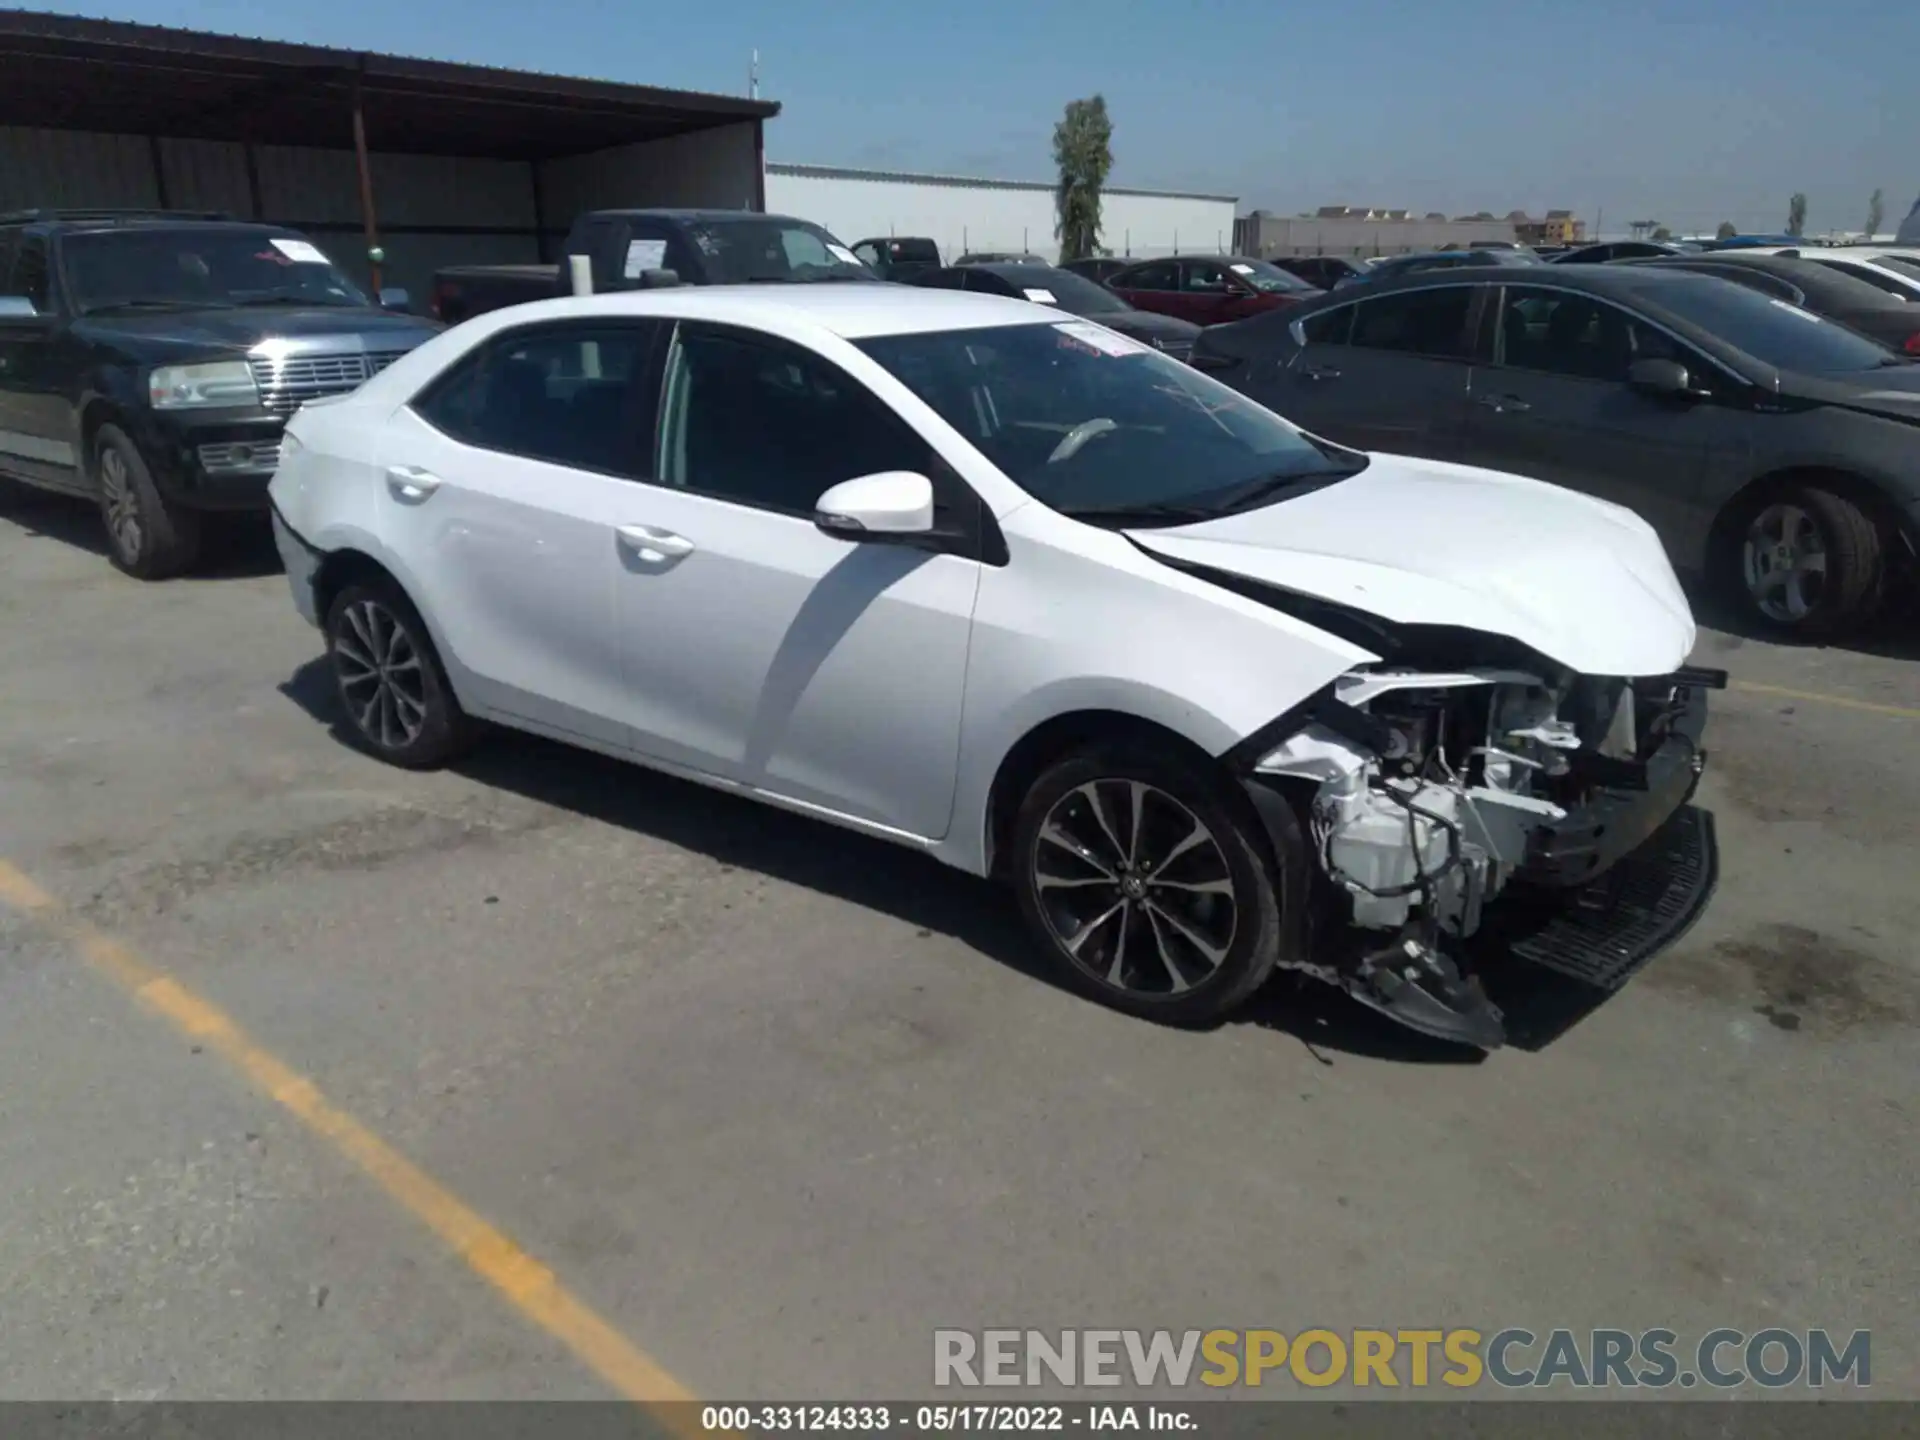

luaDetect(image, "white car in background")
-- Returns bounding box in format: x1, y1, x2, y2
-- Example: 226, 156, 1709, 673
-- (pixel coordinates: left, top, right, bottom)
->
268, 285, 1722, 1051
1741, 245, 1920, 301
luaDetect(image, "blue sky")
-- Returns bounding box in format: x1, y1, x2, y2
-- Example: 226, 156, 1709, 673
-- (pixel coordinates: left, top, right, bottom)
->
38, 0, 1919, 235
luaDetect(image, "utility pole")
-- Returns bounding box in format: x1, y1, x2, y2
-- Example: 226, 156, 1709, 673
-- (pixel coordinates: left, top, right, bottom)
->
749, 50, 759, 99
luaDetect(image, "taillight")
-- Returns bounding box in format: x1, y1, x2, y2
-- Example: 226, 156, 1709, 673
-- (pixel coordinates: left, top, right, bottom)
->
1904, 333, 1920, 356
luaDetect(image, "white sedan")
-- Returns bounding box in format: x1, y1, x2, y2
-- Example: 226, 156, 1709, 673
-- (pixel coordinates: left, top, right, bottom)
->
269, 284, 1721, 1050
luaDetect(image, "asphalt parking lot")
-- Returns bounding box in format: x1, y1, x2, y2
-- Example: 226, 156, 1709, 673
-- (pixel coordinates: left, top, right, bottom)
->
0, 486, 1915, 1406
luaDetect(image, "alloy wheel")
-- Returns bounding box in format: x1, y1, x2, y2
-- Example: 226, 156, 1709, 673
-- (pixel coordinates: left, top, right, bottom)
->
99, 447, 142, 561
1743, 502, 1829, 624
1032, 778, 1238, 998
333, 599, 429, 750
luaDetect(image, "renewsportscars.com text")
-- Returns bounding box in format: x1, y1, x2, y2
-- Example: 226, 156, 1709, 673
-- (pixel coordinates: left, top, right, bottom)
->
933, 1328, 1871, 1390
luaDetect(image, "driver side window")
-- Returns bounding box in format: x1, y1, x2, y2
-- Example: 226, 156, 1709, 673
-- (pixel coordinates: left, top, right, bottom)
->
1182, 261, 1231, 293
654, 323, 932, 515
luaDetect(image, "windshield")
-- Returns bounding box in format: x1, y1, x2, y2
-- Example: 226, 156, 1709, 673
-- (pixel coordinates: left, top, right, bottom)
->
63, 228, 370, 312
1649, 277, 1902, 373
856, 320, 1364, 523
1017, 269, 1131, 315
684, 219, 875, 284
1230, 258, 1317, 293
1873, 254, 1920, 282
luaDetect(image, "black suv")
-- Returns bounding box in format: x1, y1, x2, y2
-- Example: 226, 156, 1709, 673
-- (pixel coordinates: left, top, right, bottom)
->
0, 210, 439, 578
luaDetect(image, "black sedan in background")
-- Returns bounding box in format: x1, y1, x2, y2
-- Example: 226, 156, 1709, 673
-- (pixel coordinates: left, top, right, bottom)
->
1190, 265, 1920, 637
1620, 251, 1920, 357
1272, 254, 1370, 288
911, 262, 1204, 361
1060, 257, 1133, 284
1335, 246, 1546, 287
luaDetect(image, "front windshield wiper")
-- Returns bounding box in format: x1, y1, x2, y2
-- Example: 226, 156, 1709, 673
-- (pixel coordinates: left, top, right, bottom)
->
1058, 501, 1222, 527
81, 299, 231, 314
230, 295, 354, 307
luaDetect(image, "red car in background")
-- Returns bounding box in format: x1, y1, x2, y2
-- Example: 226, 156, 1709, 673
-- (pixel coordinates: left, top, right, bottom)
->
1105, 254, 1322, 326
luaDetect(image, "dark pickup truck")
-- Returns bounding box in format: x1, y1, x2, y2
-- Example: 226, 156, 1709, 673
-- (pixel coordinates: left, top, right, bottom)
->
0, 209, 438, 578
431, 208, 883, 324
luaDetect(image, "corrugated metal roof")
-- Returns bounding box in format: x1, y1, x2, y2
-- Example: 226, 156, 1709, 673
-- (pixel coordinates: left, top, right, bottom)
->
0, 9, 777, 159
767, 161, 1236, 206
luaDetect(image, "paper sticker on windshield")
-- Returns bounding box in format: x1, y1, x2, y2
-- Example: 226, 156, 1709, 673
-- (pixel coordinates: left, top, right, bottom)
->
269, 238, 331, 265
826, 243, 863, 266
1768, 298, 1824, 323
1229, 263, 1254, 274
623, 239, 668, 278
1023, 288, 1058, 304
1053, 321, 1149, 356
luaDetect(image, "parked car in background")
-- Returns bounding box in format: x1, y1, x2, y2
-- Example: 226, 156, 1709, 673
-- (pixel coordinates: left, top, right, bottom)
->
1786, 247, 1920, 303
1554, 240, 1688, 264
911, 262, 1202, 361
851, 236, 942, 282
1335, 248, 1545, 288
0, 208, 436, 578
1189, 266, 1920, 636
431, 210, 879, 323
269, 281, 1721, 1051
1059, 257, 1133, 284
1270, 255, 1369, 288
954, 252, 1047, 267
1622, 251, 1920, 355
1105, 255, 1320, 327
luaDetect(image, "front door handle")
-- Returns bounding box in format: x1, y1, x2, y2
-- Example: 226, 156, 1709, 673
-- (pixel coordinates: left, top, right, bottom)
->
385, 465, 443, 502
1474, 394, 1532, 414
1301, 364, 1342, 381
615, 524, 695, 563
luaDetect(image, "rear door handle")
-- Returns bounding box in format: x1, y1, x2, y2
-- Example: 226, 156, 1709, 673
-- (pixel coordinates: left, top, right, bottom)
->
615, 524, 695, 563
385, 465, 443, 502
1474, 394, 1532, 413
1301, 364, 1342, 381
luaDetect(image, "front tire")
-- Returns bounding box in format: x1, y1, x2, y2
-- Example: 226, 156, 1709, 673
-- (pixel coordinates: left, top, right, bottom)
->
1731, 486, 1885, 637
1010, 744, 1305, 1026
323, 577, 474, 769
95, 423, 201, 579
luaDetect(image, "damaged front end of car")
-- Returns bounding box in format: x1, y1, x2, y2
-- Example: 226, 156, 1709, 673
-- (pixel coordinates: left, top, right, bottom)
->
1231, 652, 1724, 1050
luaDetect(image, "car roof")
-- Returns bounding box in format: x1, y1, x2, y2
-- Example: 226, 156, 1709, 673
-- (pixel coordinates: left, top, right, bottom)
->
968, 262, 1074, 281
455, 282, 1057, 341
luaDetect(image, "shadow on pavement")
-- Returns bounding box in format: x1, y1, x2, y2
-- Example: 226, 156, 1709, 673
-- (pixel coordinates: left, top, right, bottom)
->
280, 656, 1622, 1066
0, 480, 283, 578
1683, 574, 1920, 664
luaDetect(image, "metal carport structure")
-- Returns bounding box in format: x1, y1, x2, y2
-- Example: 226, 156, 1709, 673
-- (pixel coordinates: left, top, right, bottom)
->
0, 9, 780, 299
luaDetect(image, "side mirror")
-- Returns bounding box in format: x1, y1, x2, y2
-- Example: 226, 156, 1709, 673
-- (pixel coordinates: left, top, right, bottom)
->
1627, 356, 1705, 399
634, 268, 681, 290
813, 471, 935, 540
378, 287, 411, 312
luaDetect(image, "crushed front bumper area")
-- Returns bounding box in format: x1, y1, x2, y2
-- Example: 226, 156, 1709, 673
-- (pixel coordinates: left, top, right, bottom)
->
1238, 664, 1725, 1051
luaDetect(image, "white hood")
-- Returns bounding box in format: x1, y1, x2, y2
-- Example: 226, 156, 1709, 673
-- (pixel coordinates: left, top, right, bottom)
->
1126, 453, 1696, 677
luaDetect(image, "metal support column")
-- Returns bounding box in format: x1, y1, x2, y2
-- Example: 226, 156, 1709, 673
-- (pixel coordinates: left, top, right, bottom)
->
350, 64, 383, 293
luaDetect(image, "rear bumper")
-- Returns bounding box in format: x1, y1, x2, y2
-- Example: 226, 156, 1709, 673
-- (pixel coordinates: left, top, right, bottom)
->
271, 503, 323, 627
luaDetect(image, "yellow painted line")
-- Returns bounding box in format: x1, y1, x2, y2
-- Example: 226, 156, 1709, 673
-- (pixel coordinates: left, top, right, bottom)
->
1729, 679, 1920, 720
0, 858, 713, 1434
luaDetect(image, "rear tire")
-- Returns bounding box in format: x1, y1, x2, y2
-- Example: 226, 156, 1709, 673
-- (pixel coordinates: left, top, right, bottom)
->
323, 576, 475, 769
96, 423, 201, 580
1728, 484, 1885, 637
1009, 743, 1306, 1026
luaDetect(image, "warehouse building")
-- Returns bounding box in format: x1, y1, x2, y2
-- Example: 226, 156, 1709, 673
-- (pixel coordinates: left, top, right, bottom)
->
1234, 208, 1520, 259
766, 162, 1238, 265
0, 10, 778, 302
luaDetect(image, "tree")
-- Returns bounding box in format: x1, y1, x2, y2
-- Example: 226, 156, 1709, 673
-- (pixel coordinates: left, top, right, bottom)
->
1867, 188, 1884, 237
1651, 225, 1672, 241
1053, 95, 1113, 263
1715, 220, 1737, 241
1787, 192, 1807, 236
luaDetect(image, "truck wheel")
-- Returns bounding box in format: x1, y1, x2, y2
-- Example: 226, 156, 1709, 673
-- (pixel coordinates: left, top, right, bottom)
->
95, 424, 202, 580
1009, 743, 1304, 1027
1733, 485, 1884, 637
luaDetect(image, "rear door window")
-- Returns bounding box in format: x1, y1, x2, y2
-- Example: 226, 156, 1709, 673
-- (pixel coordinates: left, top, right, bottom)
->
1349, 286, 1475, 359
1116, 261, 1178, 291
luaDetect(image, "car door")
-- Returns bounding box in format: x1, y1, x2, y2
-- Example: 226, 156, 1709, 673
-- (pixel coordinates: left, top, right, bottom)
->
376, 318, 668, 748
0, 232, 79, 490
611, 320, 982, 840
1458, 284, 1732, 548
1262, 283, 1481, 458
1174, 258, 1248, 326
1108, 260, 1182, 320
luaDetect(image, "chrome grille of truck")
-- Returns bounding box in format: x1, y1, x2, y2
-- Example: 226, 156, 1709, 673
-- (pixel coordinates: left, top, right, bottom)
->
248, 350, 412, 415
